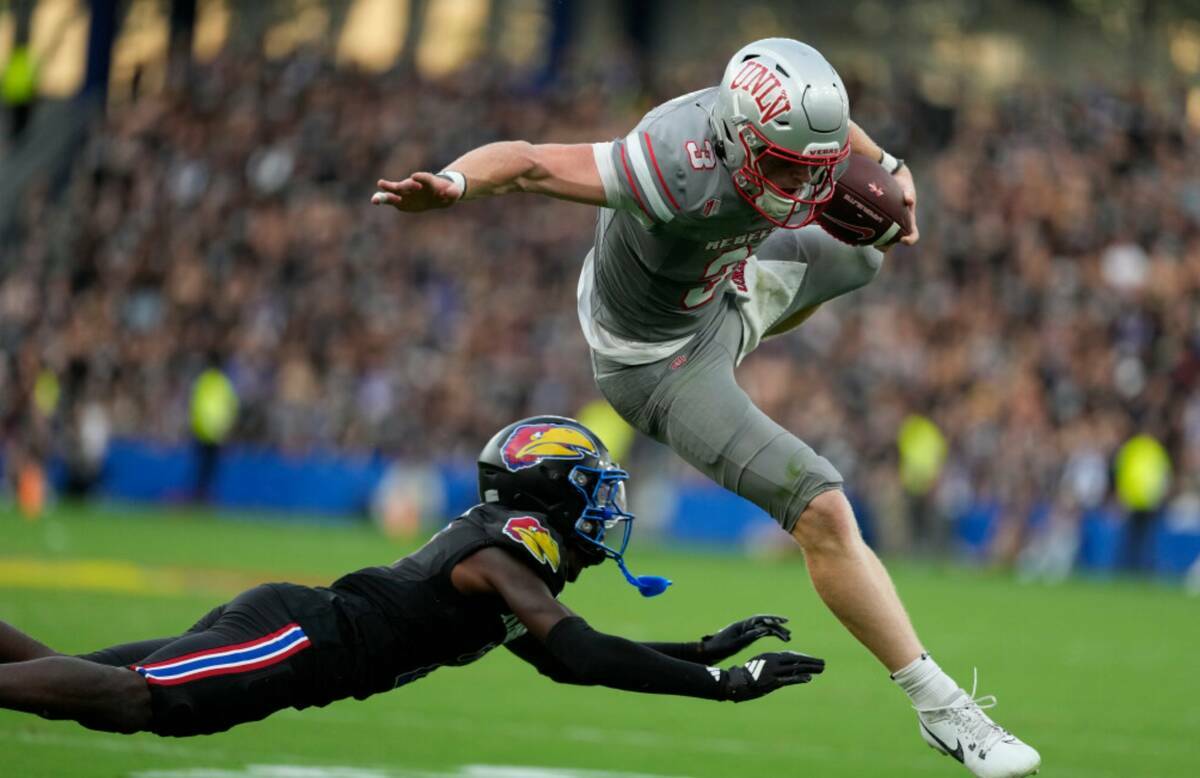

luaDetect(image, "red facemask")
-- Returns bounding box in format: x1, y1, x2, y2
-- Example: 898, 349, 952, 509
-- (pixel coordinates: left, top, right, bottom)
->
730, 122, 850, 229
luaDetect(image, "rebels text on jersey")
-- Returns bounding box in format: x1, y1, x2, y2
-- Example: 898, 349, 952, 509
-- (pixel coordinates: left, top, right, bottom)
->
328, 504, 569, 698
583, 87, 777, 357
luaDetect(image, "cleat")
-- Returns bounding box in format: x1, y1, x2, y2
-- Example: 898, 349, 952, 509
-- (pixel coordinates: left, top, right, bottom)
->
914, 671, 1041, 778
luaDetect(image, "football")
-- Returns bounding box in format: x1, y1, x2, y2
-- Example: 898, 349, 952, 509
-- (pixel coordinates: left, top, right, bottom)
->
816, 154, 912, 247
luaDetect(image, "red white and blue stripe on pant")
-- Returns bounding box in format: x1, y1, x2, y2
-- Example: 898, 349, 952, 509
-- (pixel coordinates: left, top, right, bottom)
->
133, 623, 311, 686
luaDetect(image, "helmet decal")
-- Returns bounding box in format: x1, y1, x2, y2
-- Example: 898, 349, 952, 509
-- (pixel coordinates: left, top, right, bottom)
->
728, 58, 792, 124
502, 516, 561, 572
500, 423, 599, 471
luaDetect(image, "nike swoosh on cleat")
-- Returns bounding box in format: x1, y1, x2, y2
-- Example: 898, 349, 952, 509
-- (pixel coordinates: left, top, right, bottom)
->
920, 721, 965, 764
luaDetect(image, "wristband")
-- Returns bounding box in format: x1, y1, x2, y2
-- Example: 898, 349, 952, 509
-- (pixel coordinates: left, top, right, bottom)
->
435, 170, 467, 197
878, 150, 905, 175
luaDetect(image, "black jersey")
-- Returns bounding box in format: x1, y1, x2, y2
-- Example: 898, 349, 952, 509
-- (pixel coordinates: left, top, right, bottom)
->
328, 503, 570, 698
96, 504, 571, 737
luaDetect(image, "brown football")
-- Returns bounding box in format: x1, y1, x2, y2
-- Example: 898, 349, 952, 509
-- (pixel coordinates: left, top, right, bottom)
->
816, 154, 912, 247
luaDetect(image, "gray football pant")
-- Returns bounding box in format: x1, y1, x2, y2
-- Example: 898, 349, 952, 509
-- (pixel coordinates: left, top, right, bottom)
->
592, 299, 843, 533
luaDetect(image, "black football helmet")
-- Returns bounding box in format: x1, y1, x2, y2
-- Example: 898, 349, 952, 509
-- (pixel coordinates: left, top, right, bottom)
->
477, 415, 670, 597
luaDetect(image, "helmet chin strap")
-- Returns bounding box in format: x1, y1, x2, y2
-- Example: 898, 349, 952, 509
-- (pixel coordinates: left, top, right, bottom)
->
613, 555, 672, 598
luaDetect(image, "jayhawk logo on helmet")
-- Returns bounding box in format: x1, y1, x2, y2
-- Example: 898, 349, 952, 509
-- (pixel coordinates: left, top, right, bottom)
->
500, 423, 599, 471
502, 516, 561, 571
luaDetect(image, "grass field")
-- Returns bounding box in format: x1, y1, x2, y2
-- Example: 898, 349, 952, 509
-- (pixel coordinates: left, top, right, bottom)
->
1, 503, 1197, 778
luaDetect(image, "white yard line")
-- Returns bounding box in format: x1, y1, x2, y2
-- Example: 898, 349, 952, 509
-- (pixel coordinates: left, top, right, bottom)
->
128, 765, 693, 778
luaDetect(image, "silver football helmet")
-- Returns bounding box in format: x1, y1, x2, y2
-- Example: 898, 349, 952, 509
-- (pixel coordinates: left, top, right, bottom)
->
712, 38, 851, 228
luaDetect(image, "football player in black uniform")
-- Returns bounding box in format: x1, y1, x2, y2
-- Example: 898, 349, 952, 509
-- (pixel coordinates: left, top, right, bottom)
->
0, 416, 824, 737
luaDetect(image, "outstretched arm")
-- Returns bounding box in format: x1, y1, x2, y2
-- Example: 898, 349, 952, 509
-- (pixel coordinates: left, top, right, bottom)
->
506, 613, 791, 680
372, 142, 607, 212
455, 547, 822, 702
637, 614, 792, 663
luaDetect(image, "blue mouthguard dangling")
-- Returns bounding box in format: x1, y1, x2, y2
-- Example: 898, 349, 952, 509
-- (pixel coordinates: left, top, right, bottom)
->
570, 466, 672, 597
615, 556, 672, 597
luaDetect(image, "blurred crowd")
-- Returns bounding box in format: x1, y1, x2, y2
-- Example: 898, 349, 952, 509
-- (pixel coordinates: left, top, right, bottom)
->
2, 48, 1199, 568
759, 72, 1200, 568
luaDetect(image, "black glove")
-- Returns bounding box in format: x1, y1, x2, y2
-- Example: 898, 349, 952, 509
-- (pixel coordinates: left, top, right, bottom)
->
700, 614, 791, 663
722, 651, 825, 702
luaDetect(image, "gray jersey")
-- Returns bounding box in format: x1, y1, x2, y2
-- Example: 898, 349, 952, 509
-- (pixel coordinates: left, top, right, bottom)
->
581, 88, 774, 361
581, 91, 886, 527
579, 87, 877, 365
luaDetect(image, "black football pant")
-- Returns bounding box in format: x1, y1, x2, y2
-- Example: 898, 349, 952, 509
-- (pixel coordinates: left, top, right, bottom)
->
78, 583, 351, 736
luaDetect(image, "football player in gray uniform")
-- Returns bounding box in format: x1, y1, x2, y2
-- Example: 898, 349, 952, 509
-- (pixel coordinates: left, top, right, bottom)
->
374, 38, 1040, 778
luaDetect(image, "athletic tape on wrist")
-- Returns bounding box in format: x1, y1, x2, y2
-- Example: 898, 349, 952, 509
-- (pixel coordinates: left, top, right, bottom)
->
878, 151, 905, 175
435, 170, 467, 197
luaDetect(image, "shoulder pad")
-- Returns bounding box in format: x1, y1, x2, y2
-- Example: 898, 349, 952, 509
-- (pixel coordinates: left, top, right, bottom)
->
599, 89, 725, 225
497, 514, 563, 574
472, 505, 565, 577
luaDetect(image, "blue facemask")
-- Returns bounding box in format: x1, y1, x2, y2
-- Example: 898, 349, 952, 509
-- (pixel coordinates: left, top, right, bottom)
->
569, 466, 672, 597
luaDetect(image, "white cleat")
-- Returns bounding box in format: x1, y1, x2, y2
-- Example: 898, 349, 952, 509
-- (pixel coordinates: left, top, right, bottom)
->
915, 672, 1041, 778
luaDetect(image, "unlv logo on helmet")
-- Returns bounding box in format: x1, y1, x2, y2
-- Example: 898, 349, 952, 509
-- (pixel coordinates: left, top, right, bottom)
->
729, 59, 792, 124
500, 423, 599, 471
502, 516, 561, 571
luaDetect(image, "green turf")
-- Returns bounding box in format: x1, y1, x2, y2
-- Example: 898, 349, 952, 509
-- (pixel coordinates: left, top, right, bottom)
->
1, 503, 1198, 777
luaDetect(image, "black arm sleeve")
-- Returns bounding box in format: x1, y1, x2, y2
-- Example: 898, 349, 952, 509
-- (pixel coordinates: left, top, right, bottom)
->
505, 634, 592, 686
543, 616, 728, 701
639, 641, 704, 662
507, 634, 704, 682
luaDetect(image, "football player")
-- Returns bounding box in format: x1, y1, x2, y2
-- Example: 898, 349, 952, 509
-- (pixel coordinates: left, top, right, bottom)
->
0, 416, 822, 737
373, 38, 1040, 778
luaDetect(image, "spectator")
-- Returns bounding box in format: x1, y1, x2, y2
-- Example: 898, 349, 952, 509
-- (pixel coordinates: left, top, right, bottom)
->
189, 352, 238, 503
2, 47, 1198, 575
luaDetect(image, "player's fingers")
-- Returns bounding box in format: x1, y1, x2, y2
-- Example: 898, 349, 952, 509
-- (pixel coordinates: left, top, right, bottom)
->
745, 616, 781, 634
414, 171, 463, 202
371, 191, 402, 207
749, 622, 788, 641
900, 196, 920, 244
377, 178, 423, 194
411, 171, 446, 189
779, 652, 825, 673
773, 669, 813, 686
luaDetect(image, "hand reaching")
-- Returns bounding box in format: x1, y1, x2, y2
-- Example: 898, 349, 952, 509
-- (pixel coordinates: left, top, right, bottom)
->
371, 173, 462, 212
700, 614, 791, 663
723, 651, 825, 702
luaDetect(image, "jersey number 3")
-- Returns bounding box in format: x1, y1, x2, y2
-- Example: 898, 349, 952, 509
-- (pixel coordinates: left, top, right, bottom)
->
681, 247, 750, 310
686, 140, 710, 170
686, 140, 717, 170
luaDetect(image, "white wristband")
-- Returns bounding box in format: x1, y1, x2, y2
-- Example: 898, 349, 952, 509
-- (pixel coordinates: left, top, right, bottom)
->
879, 151, 904, 175
436, 170, 467, 197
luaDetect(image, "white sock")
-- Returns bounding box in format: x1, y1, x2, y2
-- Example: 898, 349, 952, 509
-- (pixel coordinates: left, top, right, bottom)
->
891, 653, 961, 710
